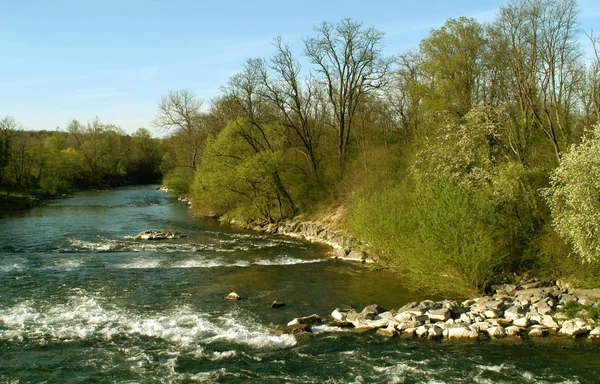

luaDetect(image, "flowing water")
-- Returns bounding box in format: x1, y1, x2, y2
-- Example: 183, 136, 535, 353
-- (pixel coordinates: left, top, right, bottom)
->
0, 185, 599, 383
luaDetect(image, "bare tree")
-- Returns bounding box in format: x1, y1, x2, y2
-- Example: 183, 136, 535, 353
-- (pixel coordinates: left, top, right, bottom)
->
153, 89, 206, 171
304, 18, 393, 168
221, 59, 298, 217
492, 0, 583, 163
258, 37, 322, 176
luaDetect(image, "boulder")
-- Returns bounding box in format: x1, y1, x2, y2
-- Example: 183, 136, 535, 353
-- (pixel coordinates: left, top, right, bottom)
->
376, 326, 398, 338
513, 317, 530, 328
427, 325, 444, 340
360, 304, 386, 320
331, 307, 354, 321
225, 292, 241, 301
528, 326, 548, 337
444, 326, 479, 340
415, 325, 430, 338
505, 325, 522, 337
487, 326, 506, 339
589, 327, 600, 339
559, 319, 592, 337
504, 305, 525, 321
539, 315, 559, 329
287, 314, 322, 327
283, 323, 312, 334
427, 307, 451, 322
125, 230, 186, 241
342, 250, 367, 262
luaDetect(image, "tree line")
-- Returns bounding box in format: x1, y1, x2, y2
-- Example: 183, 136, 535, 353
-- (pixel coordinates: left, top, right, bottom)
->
0, 116, 164, 196
158, 0, 600, 294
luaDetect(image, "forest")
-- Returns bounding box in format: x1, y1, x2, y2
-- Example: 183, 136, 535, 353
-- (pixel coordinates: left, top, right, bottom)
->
2, 0, 599, 295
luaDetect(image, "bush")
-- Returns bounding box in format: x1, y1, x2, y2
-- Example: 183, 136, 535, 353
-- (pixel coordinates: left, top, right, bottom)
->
163, 168, 194, 195
543, 124, 600, 263
39, 176, 70, 196
347, 173, 504, 297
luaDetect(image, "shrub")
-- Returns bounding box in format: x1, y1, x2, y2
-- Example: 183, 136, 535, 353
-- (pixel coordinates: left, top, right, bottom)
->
347, 173, 503, 296
543, 124, 600, 263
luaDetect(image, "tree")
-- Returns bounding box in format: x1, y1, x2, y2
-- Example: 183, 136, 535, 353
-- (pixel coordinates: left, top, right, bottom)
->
218, 59, 297, 217
304, 18, 393, 168
418, 17, 488, 120
491, 0, 584, 163
260, 37, 323, 177
153, 89, 206, 171
67, 118, 130, 186
544, 123, 600, 263
0, 116, 17, 184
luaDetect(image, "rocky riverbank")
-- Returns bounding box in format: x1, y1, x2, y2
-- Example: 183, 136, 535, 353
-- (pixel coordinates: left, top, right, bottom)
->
224, 218, 377, 263
279, 281, 600, 341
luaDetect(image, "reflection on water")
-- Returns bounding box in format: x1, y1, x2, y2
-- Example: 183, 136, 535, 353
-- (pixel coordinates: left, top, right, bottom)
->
1, 185, 599, 383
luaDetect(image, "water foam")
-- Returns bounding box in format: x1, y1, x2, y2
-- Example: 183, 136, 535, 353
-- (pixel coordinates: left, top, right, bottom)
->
0, 294, 296, 351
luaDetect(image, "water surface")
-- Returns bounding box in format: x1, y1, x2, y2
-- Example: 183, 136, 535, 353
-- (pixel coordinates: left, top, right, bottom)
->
0, 185, 598, 383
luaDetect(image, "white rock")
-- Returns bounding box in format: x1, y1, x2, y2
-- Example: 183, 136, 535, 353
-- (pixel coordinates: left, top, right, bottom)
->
528, 326, 547, 337
539, 315, 559, 329
445, 326, 479, 340
428, 326, 444, 339
225, 292, 241, 301
415, 325, 430, 338
487, 326, 506, 338
506, 325, 521, 337
395, 312, 414, 322
589, 327, 600, 339
513, 317, 530, 328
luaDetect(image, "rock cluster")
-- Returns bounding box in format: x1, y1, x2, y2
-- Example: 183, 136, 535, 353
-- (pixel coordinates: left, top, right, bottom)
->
229, 218, 376, 263
285, 283, 600, 341
124, 230, 186, 240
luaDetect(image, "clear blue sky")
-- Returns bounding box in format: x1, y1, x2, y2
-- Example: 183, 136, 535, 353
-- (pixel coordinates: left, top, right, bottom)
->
1, 0, 599, 136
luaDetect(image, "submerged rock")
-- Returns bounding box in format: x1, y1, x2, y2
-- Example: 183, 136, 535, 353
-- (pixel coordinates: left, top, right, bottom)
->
287, 314, 322, 326
271, 300, 286, 308
225, 292, 241, 301
124, 230, 186, 240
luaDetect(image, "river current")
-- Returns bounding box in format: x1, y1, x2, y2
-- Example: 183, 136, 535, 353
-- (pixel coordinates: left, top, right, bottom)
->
1, 185, 599, 383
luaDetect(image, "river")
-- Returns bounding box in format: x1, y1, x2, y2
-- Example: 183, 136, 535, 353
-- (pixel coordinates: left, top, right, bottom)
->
0, 185, 599, 383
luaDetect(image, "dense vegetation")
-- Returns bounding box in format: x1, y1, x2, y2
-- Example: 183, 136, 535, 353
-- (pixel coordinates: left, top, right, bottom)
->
0, 116, 164, 208
155, 0, 600, 295
4, 0, 599, 296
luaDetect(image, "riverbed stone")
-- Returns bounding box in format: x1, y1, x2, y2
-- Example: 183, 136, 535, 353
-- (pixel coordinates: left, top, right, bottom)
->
427, 307, 451, 322
487, 326, 506, 338
589, 327, 600, 339
528, 326, 548, 337
513, 317, 530, 328
287, 314, 322, 326
444, 326, 479, 340
559, 319, 592, 337
415, 325, 430, 338
225, 292, 241, 301
506, 325, 521, 337
331, 308, 354, 321
376, 326, 398, 338
428, 325, 444, 340
282, 323, 312, 334
504, 305, 525, 321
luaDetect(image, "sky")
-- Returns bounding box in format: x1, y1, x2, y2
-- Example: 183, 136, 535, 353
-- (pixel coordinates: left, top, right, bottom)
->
1, 0, 599, 136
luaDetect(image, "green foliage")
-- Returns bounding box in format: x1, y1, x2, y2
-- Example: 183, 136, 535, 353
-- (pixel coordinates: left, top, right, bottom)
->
544, 124, 600, 263
39, 176, 70, 196
559, 301, 600, 320
347, 173, 502, 296
163, 168, 194, 195
192, 119, 291, 221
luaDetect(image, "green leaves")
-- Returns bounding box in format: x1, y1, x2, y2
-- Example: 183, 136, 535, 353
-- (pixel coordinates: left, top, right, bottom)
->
544, 124, 600, 263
